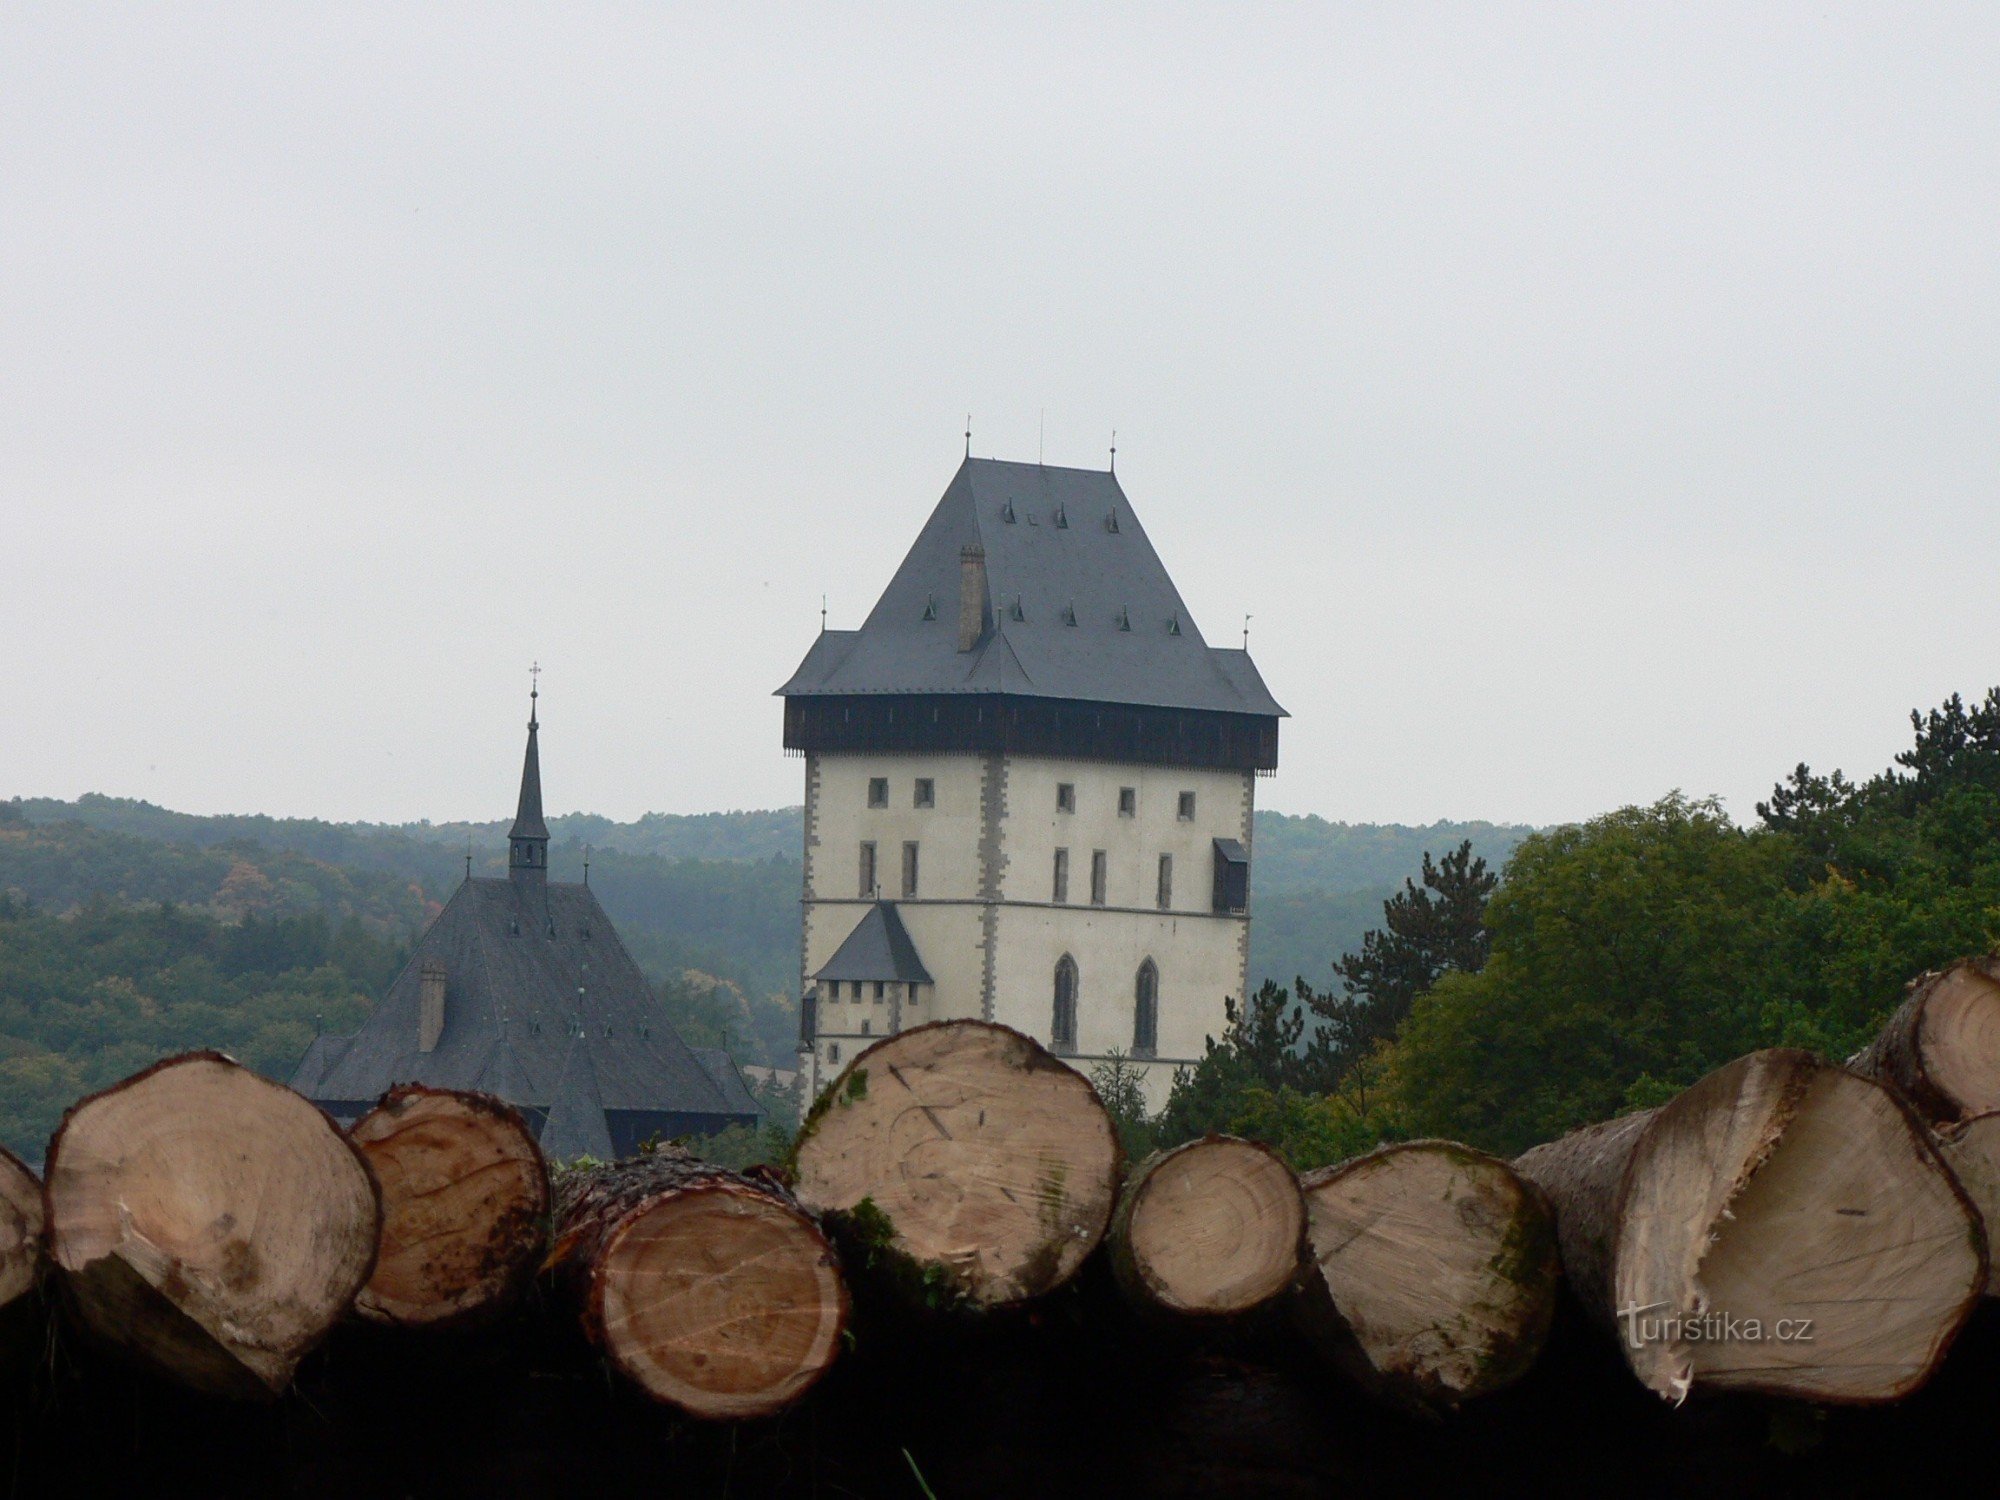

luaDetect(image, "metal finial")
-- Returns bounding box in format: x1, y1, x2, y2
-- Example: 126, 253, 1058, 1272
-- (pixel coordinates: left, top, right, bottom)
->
528, 660, 541, 726
820, 594, 827, 633
965, 415, 972, 458
583, 843, 591, 887
1243, 614, 1252, 650
464, 837, 472, 884
1109, 430, 1116, 473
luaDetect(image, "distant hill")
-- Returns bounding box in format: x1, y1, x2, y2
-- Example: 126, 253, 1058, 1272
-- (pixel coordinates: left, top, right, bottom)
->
3, 795, 1539, 1064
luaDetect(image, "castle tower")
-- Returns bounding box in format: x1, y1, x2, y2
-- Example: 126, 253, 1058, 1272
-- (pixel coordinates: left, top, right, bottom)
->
777, 457, 1284, 1106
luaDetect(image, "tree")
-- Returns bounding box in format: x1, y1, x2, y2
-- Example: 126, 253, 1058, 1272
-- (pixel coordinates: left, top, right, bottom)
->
1302, 840, 1495, 1089
1384, 796, 1795, 1155
1089, 1050, 1156, 1160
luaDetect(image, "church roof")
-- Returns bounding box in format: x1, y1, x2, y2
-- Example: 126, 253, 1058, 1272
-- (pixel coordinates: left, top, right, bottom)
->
812, 901, 934, 985
291, 877, 747, 1125
776, 457, 1285, 718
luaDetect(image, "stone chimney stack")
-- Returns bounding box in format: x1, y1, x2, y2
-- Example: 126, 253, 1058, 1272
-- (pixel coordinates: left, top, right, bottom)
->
418, 959, 447, 1052
958, 544, 989, 652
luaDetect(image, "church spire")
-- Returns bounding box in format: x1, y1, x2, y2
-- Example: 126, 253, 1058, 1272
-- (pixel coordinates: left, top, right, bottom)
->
509, 666, 550, 882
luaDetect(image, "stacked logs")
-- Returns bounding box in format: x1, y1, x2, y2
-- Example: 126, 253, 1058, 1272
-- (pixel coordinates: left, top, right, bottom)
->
6, 964, 2000, 1450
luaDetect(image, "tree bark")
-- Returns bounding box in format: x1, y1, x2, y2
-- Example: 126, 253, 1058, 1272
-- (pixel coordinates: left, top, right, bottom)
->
1851, 955, 2000, 1122
1516, 1048, 1985, 1404
1108, 1135, 1307, 1321
43, 1051, 380, 1399
791, 1020, 1121, 1309
348, 1085, 550, 1329
1296, 1140, 1558, 1412
545, 1146, 847, 1420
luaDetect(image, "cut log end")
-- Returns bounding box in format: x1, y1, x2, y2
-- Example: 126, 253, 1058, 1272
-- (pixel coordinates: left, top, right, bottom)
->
1936, 1111, 2000, 1298
792, 1021, 1120, 1308
349, 1086, 550, 1329
45, 1052, 380, 1399
0, 1148, 43, 1311
1112, 1137, 1304, 1317
595, 1180, 846, 1421
1300, 1142, 1557, 1409
1526, 1049, 1987, 1406
1915, 965, 2000, 1117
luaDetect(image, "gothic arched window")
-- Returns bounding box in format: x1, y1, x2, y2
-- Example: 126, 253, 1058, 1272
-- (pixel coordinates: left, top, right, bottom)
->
1133, 960, 1158, 1057
1052, 955, 1079, 1053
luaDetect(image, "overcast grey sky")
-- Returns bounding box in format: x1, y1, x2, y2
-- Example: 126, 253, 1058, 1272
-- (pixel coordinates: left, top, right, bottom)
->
5, 4, 1997, 829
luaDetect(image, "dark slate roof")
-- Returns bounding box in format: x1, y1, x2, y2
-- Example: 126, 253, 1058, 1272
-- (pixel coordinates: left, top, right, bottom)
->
776, 458, 1285, 717
291, 876, 744, 1123
539, 1037, 616, 1161
692, 1048, 764, 1117
509, 713, 550, 842
812, 902, 934, 985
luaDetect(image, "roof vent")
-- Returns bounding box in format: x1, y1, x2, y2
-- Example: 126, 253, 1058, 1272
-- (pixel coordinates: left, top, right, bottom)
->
1106, 507, 1120, 534
1009, 595, 1025, 622
1168, 614, 1182, 636
1054, 503, 1068, 529
1062, 601, 1077, 627
922, 593, 937, 621
1117, 606, 1131, 632
1002, 500, 1016, 523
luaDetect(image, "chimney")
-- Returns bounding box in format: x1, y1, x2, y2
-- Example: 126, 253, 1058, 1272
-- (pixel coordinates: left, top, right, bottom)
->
957, 544, 989, 652
418, 959, 447, 1052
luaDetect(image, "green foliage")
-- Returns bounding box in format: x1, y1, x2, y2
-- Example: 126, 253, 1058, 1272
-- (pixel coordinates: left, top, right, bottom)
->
1153, 981, 1395, 1170
0, 896, 401, 1159
1089, 1050, 1156, 1160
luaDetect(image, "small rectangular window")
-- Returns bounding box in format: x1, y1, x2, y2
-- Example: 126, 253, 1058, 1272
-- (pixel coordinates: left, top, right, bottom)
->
1118, 787, 1136, 817
852, 981, 863, 1001
914, 778, 935, 808
873, 981, 885, 1003
1157, 853, 1173, 910
868, 777, 888, 808
1053, 848, 1069, 903
1091, 850, 1108, 906
1178, 791, 1196, 820
902, 841, 920, 899
859, 841, 877, 897
829, 1042, 840, 1062
1057, 783, 1075, 813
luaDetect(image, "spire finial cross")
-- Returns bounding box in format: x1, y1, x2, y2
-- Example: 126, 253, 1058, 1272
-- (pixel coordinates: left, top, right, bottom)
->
528, 661, 541, 726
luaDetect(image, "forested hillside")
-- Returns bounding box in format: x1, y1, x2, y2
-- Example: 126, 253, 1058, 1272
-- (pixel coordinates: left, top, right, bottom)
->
0, 788, 1530, 1160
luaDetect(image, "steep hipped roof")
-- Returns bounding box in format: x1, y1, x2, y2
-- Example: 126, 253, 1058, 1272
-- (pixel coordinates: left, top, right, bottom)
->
777, 458, 1285, 718
812, 902, 934, 985
291, 876, 744, 1121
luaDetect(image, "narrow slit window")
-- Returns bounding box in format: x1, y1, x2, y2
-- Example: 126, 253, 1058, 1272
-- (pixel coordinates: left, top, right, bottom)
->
1178, 791, 1196, 821
1118, 787, 1136, 817
859, 841, 877, 897
1053, 848, 1069, 903
1157, 853, 1173, 910
902, 841, 920, 899
1091, 850, 1108, 906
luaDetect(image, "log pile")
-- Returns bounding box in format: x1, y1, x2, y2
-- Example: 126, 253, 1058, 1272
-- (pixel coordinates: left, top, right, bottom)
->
7, 972, 2000, 1488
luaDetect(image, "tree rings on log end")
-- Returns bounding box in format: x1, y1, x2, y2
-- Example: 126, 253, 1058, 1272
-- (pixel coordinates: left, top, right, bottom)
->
350, 1086, 550, 1329
1300, 1141, 1557, 1410
791, 1021, 1119, 1308
592, 1180, 847, 1421
44, 1052, 380, 1398
1112, 1136, 1305, 1317
1615, 1050, 1982, 1404
1937, 1111, 2000, 1298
